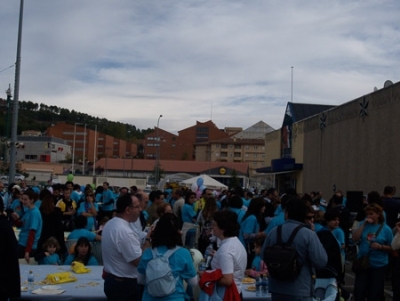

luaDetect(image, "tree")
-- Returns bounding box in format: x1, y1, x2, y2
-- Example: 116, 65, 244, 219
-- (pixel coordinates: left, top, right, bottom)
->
228, 169, 240, 190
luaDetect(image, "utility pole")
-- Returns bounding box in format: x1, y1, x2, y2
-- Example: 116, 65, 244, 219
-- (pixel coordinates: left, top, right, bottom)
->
9, 0, 24, 182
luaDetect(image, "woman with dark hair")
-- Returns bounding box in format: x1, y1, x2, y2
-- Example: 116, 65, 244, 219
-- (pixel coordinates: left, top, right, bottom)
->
352, 203, 393, 301
38, 194, 66, 258
63, 236, 98, 266
208, 211, 247, 296
197, 196, 218, 255
77, 190, 99, 231
11, 189, 43, 263
240, 197, 266, 268
138, 213, 197, 301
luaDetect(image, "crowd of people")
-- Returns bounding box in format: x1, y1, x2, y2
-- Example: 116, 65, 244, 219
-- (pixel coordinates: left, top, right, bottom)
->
1, 179, 400, 301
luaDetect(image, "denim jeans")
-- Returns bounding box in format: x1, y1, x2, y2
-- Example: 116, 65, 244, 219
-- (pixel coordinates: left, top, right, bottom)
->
104, 274, 141, 301
353, 265, 386, 301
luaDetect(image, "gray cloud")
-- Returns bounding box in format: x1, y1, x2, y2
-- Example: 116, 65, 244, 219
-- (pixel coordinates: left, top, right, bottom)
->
1, 0, 399, 134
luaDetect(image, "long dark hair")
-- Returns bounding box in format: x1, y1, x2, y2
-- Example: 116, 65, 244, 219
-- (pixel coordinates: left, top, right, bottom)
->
242, 197, 265, 223
151, 213, 183, 249
72, 237, 93, 265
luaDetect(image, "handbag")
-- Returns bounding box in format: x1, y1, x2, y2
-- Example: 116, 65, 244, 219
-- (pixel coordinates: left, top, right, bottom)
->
351, 255, 370, 273
351, 223, 384, 273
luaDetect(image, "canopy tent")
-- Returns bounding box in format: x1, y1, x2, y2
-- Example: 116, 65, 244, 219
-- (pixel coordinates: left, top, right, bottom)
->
180, 174, 228, 190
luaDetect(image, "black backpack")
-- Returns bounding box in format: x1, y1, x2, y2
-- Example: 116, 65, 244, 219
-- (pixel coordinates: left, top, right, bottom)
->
264, 224, 304, 280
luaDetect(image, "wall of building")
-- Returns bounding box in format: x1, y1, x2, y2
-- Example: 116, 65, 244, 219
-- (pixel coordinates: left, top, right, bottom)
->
301, 82, 400, 196
264, 130, 281, 165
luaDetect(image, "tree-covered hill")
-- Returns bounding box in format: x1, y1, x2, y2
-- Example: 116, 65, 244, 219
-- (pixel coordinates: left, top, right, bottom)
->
0, 99, 153, 141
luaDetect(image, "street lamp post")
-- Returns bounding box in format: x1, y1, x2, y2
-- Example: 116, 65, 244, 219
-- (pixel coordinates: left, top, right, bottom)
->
82, 124, 86, 175
92, 124, 97, 176
71, 122, 82, 174
155, 115, 162, 186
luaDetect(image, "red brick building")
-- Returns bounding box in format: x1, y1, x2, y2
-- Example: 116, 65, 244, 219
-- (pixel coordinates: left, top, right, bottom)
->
144, 120, 231, 160
45, 122, 137, 173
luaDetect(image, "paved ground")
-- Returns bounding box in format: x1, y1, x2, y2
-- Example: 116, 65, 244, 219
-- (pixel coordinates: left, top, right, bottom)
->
342, 261, 393, 300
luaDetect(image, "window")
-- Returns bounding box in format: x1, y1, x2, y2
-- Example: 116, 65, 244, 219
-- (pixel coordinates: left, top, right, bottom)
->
246, 145, 249, 149
221, 152, 227, 157
221, 144, 228, 149
234, 152, 241, 157
245, 153, 249, 157
215, 144, 220, 148
172, 144, 176, 147
235, 145, 241, 149
229, 145, 233, 149
215, 153, 219, 157
147, 144, 154, 147
254, 146, 258, 149
147, 137, 155, 140
229, 153, 233, 157
253, 153, 258, 158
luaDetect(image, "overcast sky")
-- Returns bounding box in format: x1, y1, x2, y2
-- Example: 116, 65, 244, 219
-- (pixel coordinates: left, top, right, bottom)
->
1, 1, 399, 134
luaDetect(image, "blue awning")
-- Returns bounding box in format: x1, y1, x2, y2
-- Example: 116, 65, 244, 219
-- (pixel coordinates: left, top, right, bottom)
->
256, 158, 303, 174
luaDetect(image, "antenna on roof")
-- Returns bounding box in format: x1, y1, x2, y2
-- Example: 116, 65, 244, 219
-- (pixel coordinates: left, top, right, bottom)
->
384, 80, 393, 88
210, 102, 213, 120
291, 66, 294, 103
373, 87, 378, 92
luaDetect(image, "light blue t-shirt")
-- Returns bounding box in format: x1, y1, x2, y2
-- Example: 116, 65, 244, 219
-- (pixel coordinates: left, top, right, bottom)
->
18, 206, 43, 249
182, 204, 196, 223
67, 228, 97, 241
240, 215, 259, 246
265, 212, 285, 235
356, 221, 393, 267
138, 246, 196, 301
77, 202, 99, 231
101, 190, 115, 211
63, 254, 98, 266
11, 199, 24, 219
39, 253, 62, 265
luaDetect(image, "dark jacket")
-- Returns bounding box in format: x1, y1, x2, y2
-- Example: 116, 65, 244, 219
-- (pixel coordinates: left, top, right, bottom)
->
38, 207, 67, 255
0, 214, 21, 298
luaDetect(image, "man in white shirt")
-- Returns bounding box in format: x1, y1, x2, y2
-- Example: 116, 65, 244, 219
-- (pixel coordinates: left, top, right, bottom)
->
102, 193, 151, 301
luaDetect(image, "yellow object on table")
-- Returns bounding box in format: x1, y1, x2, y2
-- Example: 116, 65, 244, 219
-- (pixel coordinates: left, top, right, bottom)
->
71, 261, 91, 274
45, 272, 77, 284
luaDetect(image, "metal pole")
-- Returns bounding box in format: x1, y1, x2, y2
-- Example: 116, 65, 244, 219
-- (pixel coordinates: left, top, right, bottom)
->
155, 115, 162, 186
82, 124, 86, 175
8, 0, 24, 182
291, 66, 294, 103
93, 124, 97, 176
72, 123, 78, 174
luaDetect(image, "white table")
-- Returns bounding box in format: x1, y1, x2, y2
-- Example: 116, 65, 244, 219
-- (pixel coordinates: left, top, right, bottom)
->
242, 283, 271, 301
20, 265, 106, 301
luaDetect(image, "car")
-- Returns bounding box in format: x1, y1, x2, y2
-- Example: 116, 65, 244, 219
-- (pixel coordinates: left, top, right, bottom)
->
0, 173, 25, 181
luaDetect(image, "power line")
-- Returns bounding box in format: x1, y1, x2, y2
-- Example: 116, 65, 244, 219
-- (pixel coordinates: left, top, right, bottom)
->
0, 63, 15, 74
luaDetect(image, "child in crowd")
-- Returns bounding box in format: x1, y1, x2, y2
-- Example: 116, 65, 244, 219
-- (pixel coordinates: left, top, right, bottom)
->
35, 236, 62, 265
244, 237, 268, 278
97, 216, 109, 234
64, 237, 98, 266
